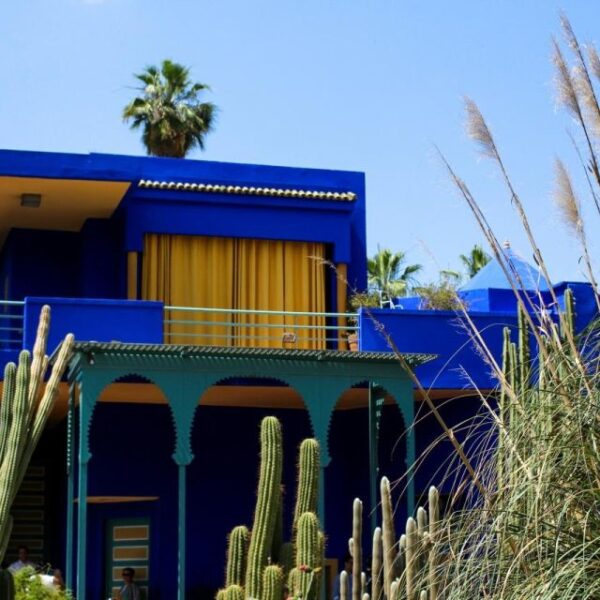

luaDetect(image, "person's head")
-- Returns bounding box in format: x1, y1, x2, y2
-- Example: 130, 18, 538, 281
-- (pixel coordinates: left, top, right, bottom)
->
17, 546, 29, 562
344, 552, 353, 573
122, 567, 135, 583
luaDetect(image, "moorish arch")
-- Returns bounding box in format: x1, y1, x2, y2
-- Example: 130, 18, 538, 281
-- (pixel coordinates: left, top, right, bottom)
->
65, 342, 428, 600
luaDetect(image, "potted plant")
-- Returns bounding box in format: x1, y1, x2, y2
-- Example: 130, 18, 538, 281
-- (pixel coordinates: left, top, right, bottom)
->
346, 291, 380, 351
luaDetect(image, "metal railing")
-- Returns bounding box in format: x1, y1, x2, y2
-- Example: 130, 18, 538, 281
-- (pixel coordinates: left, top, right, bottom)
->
164, 305, 359, 349
0, 300, 25, 349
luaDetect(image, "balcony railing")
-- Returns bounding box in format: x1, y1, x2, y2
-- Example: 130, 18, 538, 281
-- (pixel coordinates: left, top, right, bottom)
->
164, 305, 358, 349
0, 300, 25, 350
0, 298, 359, 355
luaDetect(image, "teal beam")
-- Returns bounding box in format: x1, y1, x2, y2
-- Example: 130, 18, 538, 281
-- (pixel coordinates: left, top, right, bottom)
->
65, 383, 75, 589
178, 464, 187, 600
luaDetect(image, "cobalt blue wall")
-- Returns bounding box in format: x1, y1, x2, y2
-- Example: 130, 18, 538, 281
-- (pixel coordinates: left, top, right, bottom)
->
0, 229, 80, 300
23, 297, 163, 352
359, 308, 518, 390
79, 218, 125, 299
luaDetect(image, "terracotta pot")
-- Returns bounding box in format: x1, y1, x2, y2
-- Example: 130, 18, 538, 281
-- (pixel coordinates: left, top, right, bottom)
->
347, 333, 359, 352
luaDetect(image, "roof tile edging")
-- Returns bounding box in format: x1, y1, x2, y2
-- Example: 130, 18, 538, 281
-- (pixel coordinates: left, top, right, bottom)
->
137, 179, 357, 202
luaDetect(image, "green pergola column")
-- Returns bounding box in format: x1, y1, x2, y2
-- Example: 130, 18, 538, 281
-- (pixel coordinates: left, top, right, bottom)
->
286, 377, 347, 528
75, 375, 107, 600
65, 381, 76, 590
154, 373, 209, 600
385, 380, 416, 516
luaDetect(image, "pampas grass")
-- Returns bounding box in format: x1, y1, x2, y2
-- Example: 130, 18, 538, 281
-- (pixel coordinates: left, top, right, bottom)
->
382, 14, 600, 600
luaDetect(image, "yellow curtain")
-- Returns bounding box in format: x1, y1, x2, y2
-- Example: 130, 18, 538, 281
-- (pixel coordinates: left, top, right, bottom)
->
282, 242, 326, 349
142, 234, 235, 345
234, 239, 286, 347
142, 234, 326, 349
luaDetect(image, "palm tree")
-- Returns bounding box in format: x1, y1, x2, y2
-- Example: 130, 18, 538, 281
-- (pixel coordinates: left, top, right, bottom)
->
367, 247, 422, 305
123, 60, 216, 158
460, 244, 491, 278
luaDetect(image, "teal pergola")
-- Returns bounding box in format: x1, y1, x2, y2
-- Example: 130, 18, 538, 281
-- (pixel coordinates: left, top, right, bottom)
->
64, 342, 431, 600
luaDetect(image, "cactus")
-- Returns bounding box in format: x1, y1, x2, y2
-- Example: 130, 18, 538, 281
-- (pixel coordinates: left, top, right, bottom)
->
292, 439, 320, 537
245, 417, 283, 599
225, 584, 245, 600
380, 477, 396, 600
427, 486, 439, 600
226, 525, 250, 587
0, 569, 14, 600
340, 570, 349, 600
263, 565, 284, 600
347, 480, 442, 600
279, 541, 295, 576
350, 498, 363, 600
371, 527, 382, 600
295, 512, 319, 600
219, 419, 324, 600
0, 306, 73, 563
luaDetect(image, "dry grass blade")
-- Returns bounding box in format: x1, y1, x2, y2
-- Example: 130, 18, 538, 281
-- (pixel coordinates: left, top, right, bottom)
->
464, 97, 497, 159
554, 159, 583, 241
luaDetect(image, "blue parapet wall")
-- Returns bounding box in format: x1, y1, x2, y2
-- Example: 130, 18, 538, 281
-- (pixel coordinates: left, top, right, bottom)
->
359, 307, 518, 390
23, 297, 164, 352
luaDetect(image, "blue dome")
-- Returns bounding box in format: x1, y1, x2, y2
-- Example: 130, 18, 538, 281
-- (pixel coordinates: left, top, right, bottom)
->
460, 245, 550, 292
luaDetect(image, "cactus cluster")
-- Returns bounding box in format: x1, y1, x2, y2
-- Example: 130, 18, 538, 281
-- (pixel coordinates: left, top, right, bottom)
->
218, 418, 324, 600
340, 477, 440, 600
0, 307, 74, 594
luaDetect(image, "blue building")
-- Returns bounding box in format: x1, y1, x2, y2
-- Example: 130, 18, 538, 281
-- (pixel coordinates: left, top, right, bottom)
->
0, 149, 596, 599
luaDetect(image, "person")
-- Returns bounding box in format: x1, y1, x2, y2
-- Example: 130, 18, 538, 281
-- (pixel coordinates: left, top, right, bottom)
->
332, 552, 353, 600
8, 545, 34, 573
117, 567, 142, 600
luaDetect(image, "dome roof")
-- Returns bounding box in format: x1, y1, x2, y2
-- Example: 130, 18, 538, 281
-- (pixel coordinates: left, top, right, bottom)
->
460, 243, 550, 292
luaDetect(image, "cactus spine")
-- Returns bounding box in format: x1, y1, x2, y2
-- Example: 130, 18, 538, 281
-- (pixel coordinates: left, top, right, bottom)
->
245, 417, 283, 599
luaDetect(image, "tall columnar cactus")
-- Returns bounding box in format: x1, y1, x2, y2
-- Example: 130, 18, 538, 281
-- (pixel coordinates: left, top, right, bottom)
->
262, 565, 284, 600
219, 418, 324, 600
292, 439, 320, 535
0, 306, 73, 564
351, 498, 363, 600
371, 527, 382, 600
226, 525, 250, 587
245, 416, 283, 600
295, 512, 320, 600
346, 480, 441, 600
0, 567, 15, 600
380, 476, 397, 600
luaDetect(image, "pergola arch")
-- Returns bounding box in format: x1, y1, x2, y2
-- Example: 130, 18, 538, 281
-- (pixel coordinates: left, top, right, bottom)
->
64, 342, 429, 600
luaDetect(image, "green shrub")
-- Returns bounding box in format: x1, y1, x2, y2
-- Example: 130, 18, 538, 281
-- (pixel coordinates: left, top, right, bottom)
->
14, 568, 71, 600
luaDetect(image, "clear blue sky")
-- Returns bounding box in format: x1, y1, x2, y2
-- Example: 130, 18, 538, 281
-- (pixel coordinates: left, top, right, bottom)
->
1, 1, 599, 284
